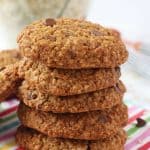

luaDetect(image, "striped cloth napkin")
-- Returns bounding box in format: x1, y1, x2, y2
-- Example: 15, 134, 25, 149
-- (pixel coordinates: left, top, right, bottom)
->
0, 99, 150, 150
0, 99, 19, 150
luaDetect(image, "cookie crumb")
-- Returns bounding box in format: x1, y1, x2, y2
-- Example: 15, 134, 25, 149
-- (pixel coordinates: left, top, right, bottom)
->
68, 51, 76, 59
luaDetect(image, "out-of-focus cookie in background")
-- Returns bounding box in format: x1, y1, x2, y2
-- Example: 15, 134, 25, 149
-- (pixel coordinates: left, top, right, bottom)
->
0, 49, 21, 71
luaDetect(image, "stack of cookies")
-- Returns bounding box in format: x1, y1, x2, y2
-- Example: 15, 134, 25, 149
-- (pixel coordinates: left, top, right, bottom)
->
1, 18, 129, 149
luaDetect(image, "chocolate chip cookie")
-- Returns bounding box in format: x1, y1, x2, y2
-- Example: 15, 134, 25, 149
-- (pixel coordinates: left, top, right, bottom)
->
16, 126, 127, 150
18, 18, 128, 69
18, 103, 128, 140
18, 59, 121, 96
18, 80, 125, 113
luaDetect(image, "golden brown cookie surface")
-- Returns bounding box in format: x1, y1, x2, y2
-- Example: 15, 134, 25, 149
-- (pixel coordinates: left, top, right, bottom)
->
18, 59, 121, 96
16, 126, 127, 150
18, 80, 125, 113
18, 103, 128, 140
18, 18, 128, 69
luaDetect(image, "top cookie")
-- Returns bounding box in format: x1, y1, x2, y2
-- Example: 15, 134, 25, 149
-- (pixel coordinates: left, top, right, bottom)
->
18, 18, 128, 69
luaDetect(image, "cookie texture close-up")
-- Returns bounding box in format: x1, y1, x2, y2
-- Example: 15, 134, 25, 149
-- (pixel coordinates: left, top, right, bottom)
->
0, 63, 21, 101
0, 49, 22, 101
18, 58, 121, 96
17, 18, 128, 69
0, 49, 21, 71
18, 103, 128, 140
16, 126, 127, 150
18, 80, 125, 113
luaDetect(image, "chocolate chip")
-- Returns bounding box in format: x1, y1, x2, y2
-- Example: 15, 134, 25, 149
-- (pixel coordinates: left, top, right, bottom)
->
136, 118, 146, 128
99, 115, 108, 123
45, 18, 56, 27
68, 51, 76, 59
91, 30, 102, 36
27, 91, 37, 100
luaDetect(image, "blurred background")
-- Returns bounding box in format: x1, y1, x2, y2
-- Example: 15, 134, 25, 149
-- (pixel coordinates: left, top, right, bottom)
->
0, 0, 150, 108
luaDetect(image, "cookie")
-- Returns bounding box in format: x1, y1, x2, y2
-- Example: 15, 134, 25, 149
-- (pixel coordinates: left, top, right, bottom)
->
18, 59, 121, 96
18, 103, 128, 140
17, 18, 128, 69
17, 80, 125, 113
89, 129, 127, 150
109, 28, 121, 38
16, 126, 127, 150
0, 49, 21, 71
0, 63, 21, 101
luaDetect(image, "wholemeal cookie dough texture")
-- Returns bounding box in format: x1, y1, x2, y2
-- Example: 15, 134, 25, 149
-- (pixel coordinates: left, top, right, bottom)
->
18, 58, 121, 96
0, 49, 22, 101
0, 49, 21, 71
18, 18, 128, 69
18, 80, 125, 113
18, 103, 128, 140
16, 126, 127, 150
0, 63, 21, 101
